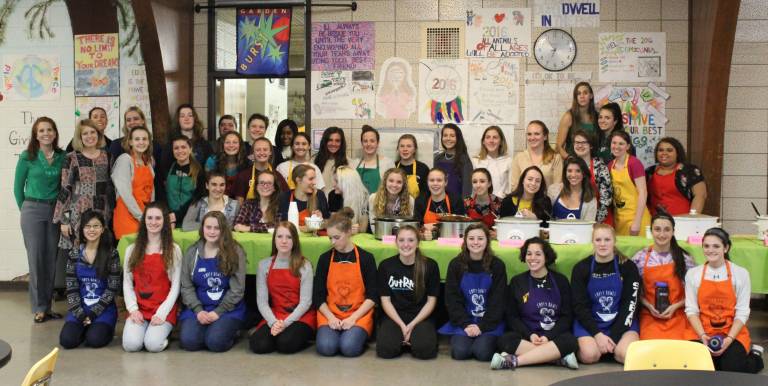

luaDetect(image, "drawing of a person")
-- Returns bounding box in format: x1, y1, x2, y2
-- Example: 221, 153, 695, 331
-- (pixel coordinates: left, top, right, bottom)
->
376, 57, 416, 120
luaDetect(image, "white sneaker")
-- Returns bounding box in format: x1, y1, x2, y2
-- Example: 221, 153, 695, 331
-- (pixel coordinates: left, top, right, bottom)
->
559, 352, 579, 369
159, 339, 169, 352
751, 344, 764, 357
490, 352, 517, 370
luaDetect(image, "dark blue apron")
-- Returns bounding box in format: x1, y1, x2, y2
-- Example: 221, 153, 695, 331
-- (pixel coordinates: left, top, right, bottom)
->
521, 272, 562, 334
438, 271, 504, 336
179, 255, 245, 321
65, 247, 117, 326
573, 256, 639, 337
552, 198, 583, 220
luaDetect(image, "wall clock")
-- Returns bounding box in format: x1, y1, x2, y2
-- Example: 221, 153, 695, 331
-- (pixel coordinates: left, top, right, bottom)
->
534, 29, 577, 72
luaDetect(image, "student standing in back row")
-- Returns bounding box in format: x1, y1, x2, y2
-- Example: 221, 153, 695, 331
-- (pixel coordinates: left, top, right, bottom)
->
434, 124, 473, 197
395, 134, 429, 199
112, 126, 155, 239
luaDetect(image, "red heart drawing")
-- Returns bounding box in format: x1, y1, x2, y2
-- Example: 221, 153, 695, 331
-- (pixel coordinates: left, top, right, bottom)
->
494, 13, 505, 23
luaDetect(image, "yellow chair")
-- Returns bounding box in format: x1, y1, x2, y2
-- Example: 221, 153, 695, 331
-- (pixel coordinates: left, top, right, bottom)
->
624, 340, 714, 371
21, 347, 59, 386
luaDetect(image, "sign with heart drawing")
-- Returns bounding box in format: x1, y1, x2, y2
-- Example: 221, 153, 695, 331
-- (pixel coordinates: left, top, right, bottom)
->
465, 8, 532, 58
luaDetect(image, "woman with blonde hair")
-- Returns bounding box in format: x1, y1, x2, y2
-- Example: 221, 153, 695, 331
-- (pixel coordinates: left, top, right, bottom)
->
112, 126, 155, 239
328, 166, 369, 233
511, 121, 563, 191
472, 126, 512, 199
368, 168, 415, 231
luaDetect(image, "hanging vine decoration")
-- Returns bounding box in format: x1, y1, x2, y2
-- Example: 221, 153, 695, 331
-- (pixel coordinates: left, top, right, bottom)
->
24, 0, 60, 40
115, 0, 141, 61
0, 0, 21, 45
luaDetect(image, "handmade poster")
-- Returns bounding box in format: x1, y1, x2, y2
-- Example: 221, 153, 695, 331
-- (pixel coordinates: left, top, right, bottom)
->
1, 54, 61, 100
468, 58, 520, 124
599, 32, 666, 82
310, 70, 375, 119
236, 8, 291, 76
376, 57, 416, 120
466, 8, 531, 58
524, 71, 592, 82
311, 22, 374, 71
120, 64, 152, 129
418, 59, 468, 124
534, 0, 600, 27
75, 96, 121, 139
523, 80, 574, 137
74, 33, 119, 96
595, 85, 667, 166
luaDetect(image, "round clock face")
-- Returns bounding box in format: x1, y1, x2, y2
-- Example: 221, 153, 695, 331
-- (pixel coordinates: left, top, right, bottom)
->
534, 29, 577, 72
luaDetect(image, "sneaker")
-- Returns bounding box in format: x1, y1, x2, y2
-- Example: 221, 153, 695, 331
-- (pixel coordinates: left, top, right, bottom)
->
751, 344, 764, 357
490, 352, 517, 370
558, 352, 579, 369
159, 339, 169, 352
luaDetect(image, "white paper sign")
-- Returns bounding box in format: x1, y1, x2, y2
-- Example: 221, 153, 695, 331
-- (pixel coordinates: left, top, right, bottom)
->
75, 96, 121, 139
311, 70, 375, 119
466, 8, 532, 58
599, 32, 667, 82
2, 54, 61, 100
534, 0, 600, 27
468, 58, 520, 124
418, 59, 468, 124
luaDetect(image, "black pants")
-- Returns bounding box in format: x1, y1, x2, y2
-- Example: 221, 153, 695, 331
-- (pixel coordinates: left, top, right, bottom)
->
712, 340, 764, 374
497, 331, 578, 358
450, 334, 497, 361
249, 321, 313, 354
59, 321, 114, 349
376, 317, 437, 359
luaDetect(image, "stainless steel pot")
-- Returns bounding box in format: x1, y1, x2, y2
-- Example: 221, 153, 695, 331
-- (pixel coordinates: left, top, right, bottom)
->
373, 216, 420, 240
437, 215, 480, 239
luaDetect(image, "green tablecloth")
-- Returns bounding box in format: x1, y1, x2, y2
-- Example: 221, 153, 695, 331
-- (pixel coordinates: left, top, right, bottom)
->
117, 232, 768, 293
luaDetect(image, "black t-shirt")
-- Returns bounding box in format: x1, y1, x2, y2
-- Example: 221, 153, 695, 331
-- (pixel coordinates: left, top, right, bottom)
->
328, 190, 343, 213
377, 255, 440, 324
312, 246, 378, 308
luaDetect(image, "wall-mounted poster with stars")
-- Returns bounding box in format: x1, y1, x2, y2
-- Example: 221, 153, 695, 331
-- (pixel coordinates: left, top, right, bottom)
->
236, 8, 292, 76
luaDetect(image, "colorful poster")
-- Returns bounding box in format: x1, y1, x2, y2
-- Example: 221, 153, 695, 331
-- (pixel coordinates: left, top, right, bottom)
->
1, 54, 61, 100
524, 80, 575, 138
466, 8, 531, 58
418, 59, 468, 124
120, 64, 152, 129
534, 0, 600, 27
236, 8, 292, 76
596, 85, 667, 167
599, 32, 667, 82
468, 58, 520, 124
311, 22, 374, 71
376, 57, 416, 120
310, 70, 375, 119
75, 96, 121, 139
74, 33, 120, 96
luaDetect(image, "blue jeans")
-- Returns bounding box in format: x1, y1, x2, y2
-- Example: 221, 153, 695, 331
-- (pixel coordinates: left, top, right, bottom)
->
450, 334, 497, 361
179, 316, 242, 352
316, 326, 368, 357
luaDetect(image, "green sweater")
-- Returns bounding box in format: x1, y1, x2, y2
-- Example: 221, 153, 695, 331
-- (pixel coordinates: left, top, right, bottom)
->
14, 149, 65, 209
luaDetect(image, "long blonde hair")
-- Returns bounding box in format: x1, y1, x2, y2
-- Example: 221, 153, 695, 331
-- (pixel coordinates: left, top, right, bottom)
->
374, 168, 411, 217
292, 164, 318, 214
528, 120, 556, 164
120, 106, 147, 152
334, 166, 369, 223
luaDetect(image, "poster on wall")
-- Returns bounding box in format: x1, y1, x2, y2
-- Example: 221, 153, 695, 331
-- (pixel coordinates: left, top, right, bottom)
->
376, 57, 416, 120
599, 32, 666, 82
1, 54, 61, 100
311, 22, 374, 71
524, 79, 575, 138
120, 64, 151, 129
75, 96, 120, 139
534, 0, 600, 27
74, 33, 119, 96
595, 85, 667, 167
468, 58, 520, 124
466, 8, 531, 58
418, 59, 468, 124
236, 8, 292, 76
310, 70, 375, 120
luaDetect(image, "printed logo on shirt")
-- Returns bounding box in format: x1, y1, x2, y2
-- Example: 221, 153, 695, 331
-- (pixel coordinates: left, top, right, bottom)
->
198, 267, 207, 273
388, 275, 414, 291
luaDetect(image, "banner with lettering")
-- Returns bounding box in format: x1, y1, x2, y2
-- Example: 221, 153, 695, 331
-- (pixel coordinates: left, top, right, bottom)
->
236, 8, 292, 76
311, 22, 375, 71
466, 8, 531, 58
74, 33, 119, 96
599, 32, 667, 82
534, 0, 600, 27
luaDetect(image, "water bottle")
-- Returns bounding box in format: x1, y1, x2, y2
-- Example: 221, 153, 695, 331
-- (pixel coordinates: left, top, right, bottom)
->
655, 281, 670, 313
288, 201, 300, 228
708, 335, 724, 351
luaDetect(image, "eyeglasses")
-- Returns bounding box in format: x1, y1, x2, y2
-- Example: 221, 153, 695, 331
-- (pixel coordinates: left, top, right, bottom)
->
257, 181, 274, 187
84, 224, 103, 230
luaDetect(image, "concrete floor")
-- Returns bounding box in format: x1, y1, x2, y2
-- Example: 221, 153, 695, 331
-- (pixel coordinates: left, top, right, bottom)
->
1, 290, 766, 386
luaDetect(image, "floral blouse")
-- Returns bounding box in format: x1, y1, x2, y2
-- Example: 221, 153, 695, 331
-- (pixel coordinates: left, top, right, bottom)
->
590, 157, 613, 223
233, 199, 275, 232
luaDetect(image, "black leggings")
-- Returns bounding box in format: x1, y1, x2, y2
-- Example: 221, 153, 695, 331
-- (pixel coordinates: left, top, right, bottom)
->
497, 331, 578, 358
376, 317, 437, 359
59, 321, 114, 349
249, 321, 314, 354
711, 340, 764, 374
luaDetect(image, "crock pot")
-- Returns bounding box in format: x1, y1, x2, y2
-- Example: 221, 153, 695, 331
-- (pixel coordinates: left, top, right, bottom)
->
548, 217, 596, 244
373, 216, 420, 240
672, 210, 720, 241
495, 217, 542, 241
437, 215, 480, 239
753, 215, 768, 240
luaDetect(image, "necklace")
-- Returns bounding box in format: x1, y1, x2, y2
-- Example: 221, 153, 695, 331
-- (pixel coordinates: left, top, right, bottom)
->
445, 152, 455, 160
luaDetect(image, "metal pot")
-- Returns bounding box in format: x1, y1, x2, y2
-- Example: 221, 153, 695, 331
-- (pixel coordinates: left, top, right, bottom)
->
672, 210, 720, 240
437, 215, 480, 239
373, 216, 420, 240
548, 218, 596, 244
495, 217, 542, 241
753, 215, 768, 240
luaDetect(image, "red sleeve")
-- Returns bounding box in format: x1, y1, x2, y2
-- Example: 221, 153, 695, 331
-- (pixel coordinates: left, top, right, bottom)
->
628, 157, 645, 180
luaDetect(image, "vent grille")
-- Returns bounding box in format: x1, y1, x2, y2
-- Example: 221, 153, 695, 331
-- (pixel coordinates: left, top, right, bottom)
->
421, 22, 464, 59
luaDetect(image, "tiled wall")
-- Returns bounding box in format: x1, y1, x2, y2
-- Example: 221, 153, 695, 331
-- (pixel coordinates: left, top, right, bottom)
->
722, 0, 768, 235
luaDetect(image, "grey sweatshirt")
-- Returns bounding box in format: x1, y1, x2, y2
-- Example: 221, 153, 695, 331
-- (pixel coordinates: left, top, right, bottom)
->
180, 240, 246, 316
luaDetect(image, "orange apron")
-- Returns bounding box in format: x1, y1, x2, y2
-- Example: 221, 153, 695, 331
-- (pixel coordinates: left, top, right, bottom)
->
289, 191, 310, 226
316, 246, 374, 335
398, 161, 420, 199
639, 247, 696, 340
423, 195, 452, 225
610, 156, 650, 236
113, 156, 154, 239
697, 262, 751, 350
